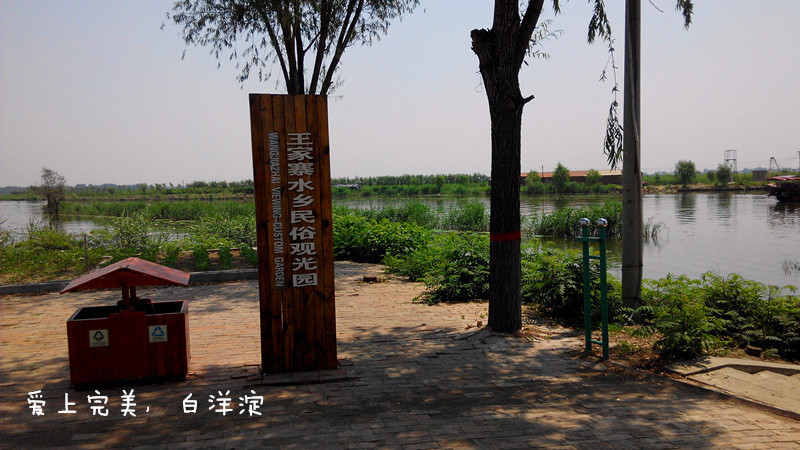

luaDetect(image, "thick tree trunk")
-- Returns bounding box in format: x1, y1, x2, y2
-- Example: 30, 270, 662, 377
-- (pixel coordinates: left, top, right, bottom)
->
621, 0, 643, 310
471, 0, 541, 334
487, 106, 523, 333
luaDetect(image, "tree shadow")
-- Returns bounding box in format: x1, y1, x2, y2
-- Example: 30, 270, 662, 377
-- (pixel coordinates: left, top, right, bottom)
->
3, 276, 797, 447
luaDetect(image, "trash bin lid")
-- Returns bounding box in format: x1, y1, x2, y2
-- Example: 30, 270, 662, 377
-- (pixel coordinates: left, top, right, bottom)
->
60, 257, 190, 294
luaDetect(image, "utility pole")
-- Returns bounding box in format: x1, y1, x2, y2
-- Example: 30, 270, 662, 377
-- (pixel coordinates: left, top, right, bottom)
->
621, 0, 643, 310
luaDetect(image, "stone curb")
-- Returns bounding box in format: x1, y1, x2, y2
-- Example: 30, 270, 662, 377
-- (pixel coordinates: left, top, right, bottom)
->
0, 269, 259, 296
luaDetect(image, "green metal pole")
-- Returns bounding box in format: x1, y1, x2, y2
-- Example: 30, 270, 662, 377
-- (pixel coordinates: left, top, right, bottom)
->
598, 218, 609, 360
580, 218, 592, 353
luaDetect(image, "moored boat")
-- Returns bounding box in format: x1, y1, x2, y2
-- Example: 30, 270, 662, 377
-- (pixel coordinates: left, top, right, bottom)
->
767, 176, 800, 202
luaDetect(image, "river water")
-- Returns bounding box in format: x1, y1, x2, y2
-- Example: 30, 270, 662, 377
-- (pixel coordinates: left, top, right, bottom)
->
2, 193, 798, 287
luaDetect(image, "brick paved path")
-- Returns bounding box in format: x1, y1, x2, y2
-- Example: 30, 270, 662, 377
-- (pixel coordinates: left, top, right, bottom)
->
2, 262, 799, 448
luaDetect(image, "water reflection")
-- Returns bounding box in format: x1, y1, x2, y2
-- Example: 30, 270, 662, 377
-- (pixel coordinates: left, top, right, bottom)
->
767, 202, 800, 229
0, 200, 100, 240
675, 192, 696, 224
711, 191, 735, 225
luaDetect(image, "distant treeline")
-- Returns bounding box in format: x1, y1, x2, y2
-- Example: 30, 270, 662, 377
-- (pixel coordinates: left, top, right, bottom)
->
1, 180, 255, 200
332, 173, 490, 186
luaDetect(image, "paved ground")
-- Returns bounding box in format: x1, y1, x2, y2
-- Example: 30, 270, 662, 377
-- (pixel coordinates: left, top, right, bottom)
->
668, 357, 800, 417
2, 261, 799, 449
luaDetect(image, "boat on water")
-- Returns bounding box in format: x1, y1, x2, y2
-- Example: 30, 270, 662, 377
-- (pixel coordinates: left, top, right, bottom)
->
767, 176, 800, 202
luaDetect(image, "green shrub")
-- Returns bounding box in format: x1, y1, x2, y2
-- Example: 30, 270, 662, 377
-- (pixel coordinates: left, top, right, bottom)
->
192, 213, 256, 248
333, 212, 430, 263
89, 213, 168, 262
415, 232, 490, 304
192, 243, 211, 271
0, 224, 103, 283
635, 275, 724, 361
698, 273, 799, 359
240, 244, 259, 266
219, 244, 233, 270
163, 242, 182, 267
521, 244, 623, 324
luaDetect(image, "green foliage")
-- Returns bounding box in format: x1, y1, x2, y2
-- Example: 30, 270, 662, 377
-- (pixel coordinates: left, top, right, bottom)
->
521, 244, 623, 324
89, 212, 168, 262
715, 164, 732, 185
440, 201, 488, 231
40, 168, 66, 221
530, 200, 623, 238
192, 242, 211, 271
0, 224, 102, 283
163, 242, 182, 268
386, 232, 490, 304
526, 170, 541, 184
698, 273, 800, 359
634, 273, 799, 361
675, 160, 697, 187
352, 202, 439, 228
635, 275, 723, 360
551, 163, 571, 191
332, 211, 430, 263
240, 245, 259, 266
585, 169, 602, 186
192, 212, 256, 248
387, 233, 624, 320
218, 244, 233, 270
170, 0, 419, 95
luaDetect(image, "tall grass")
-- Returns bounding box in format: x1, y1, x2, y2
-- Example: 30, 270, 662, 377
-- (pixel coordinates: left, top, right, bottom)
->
63, 200, 254, 221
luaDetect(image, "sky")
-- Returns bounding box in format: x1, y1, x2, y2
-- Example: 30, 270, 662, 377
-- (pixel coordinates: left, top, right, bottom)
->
1, 1, 799, 187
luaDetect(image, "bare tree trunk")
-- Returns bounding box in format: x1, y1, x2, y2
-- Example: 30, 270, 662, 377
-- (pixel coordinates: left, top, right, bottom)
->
621, 0, 643, 310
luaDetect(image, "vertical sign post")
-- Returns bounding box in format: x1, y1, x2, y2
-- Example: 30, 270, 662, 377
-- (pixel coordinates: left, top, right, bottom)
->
249, 94, 337, 373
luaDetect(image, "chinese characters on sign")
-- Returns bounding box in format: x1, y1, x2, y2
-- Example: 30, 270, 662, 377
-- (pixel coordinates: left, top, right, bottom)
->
286, 132, 319, 288
251, 94, 337, 373
26, 390, 265, 417
266, 131, 321, 289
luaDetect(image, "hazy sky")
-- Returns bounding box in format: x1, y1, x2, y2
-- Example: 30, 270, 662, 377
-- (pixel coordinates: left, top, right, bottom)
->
2, 1, 799, 187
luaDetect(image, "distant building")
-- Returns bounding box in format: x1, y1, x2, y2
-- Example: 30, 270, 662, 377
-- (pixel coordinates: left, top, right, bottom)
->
752, 169, 767, 181
521, 170, 622, 185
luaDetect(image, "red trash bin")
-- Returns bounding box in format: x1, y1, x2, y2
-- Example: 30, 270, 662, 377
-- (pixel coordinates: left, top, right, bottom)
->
61, 258, 191, 386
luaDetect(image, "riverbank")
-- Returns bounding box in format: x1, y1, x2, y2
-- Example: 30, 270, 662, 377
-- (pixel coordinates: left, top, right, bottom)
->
645, 184, 768, 194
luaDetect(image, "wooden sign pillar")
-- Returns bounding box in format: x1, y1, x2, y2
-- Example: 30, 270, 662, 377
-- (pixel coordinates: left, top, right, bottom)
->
249, 94, 337, 373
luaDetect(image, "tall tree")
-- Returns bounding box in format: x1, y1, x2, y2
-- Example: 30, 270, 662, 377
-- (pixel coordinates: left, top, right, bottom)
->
40, 167, 66, 221
675, 159, 696, 187
471, 1, 613, 333
473, 1, 692, 331
169, 0, 418, 95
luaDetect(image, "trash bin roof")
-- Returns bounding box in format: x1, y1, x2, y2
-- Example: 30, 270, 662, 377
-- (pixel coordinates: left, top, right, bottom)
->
60, 257, 190, 294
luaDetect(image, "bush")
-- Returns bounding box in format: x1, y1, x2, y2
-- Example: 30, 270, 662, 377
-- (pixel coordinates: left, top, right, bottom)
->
413, 232, 490, 304
0, 224, 103, 283
333, 213, 430, 263
192, 242, 211, 271
240, 244, 259, 266
89, 212, 168, 262
163, 242, 182, 267
635, 275, 724, 361
521, 244, 623, 324
699, 273, 799, 359
192, 213, 256, 249
633, 273, 799, 361
218, 244, 233, 270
